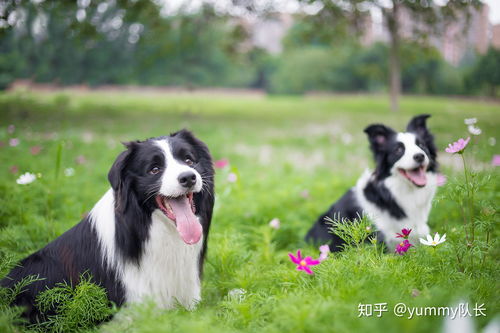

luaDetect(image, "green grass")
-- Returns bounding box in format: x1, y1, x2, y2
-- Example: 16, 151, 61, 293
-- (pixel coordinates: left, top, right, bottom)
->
0, 91, 498, 332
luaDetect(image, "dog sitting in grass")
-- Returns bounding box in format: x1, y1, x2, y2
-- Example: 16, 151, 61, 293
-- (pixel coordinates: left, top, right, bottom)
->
306, 115, 438, 251
1, 130, 214, 323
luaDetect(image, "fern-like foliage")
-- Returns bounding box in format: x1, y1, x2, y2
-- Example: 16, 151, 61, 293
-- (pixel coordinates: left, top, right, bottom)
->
325, 214, 375, 250
30, 272, 116, 333
0, 250, 44, 333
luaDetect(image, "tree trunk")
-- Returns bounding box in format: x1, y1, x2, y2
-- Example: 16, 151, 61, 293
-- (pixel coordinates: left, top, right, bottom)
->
387, 0, 401, 112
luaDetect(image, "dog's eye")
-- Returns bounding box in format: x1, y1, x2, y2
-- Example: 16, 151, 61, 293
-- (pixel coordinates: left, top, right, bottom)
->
149, 167, 160, 175
185, 158, 194, 166
395, 146, 404, 154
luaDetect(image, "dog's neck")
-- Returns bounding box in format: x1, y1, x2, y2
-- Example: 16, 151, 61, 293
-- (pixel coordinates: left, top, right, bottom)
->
355, 170, 437, 246
90, 189, 202, 309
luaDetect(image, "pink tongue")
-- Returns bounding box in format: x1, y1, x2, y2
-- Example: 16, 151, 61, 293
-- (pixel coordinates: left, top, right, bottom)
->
407, 168, 427, 186
166, 197, 202, 245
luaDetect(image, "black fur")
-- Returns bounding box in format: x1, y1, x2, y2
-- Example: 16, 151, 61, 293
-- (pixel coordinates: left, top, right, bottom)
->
306, 115, 436, 251
0, 130, 214, 324
0, 218, 125, 322
306, 190, 362, 252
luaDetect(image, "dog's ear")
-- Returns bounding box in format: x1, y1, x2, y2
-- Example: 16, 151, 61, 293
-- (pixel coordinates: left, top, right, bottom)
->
108, 142, 137, 191
108, 141, 149, 263
406, 114, 431, 138
364, 124, 396, 154
171, 129, 213, 164
406, 114, 437, 171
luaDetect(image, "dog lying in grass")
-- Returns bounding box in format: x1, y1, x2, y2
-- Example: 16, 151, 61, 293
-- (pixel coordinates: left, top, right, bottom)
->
1, 130, 214, 323
306, 115, 438, 251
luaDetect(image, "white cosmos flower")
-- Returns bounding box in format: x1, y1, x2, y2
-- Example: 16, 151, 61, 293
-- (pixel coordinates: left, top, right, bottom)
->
228, 288, 247, 302
464, 118, 477, 125
227, 172, 237, 183
269, 218, 280, 229
16, 172, 36, 185
419, 232, 446, 247
64, 167, 75, 177
467, 124, 482, 136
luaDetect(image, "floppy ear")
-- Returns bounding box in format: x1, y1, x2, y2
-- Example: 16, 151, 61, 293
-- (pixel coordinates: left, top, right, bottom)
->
108, 142, 150, 263
364, 124, 396, 154
108, 142, 135, 191
406, 114, 437, 171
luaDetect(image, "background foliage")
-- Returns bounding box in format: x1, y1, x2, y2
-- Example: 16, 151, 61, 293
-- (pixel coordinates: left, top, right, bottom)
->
1, 1, 499, 96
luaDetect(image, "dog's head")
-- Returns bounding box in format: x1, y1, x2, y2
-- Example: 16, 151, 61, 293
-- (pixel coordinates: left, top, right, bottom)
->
108, 130, 214, 256
364, 114, 437, 187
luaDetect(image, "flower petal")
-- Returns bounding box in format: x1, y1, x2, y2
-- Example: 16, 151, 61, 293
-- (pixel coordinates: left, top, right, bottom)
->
434, 233, 440, 243
319, 244, 330, 254
304, 257, 320, 266
303, 266, 313, 275
420, 238, 430, 245
288, 253, 300, 265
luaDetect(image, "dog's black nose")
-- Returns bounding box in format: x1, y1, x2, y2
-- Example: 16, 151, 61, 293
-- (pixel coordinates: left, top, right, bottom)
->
413, 153, 425, 163
178, 171, 197, 188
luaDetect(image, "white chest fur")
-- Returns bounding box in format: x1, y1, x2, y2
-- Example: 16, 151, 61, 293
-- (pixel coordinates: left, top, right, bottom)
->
121, 211, 202, 309
355, 170, 437, 247
90, 190, 202, 310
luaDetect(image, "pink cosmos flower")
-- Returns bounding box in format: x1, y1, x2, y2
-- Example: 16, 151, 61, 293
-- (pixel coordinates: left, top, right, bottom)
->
396, 228, 412, 239
75, 155, 87, 165
227, 172, 237, 183
395, 240, 413, 255
492, 155, 500, 167
214, 158, 229, 169
9, 165, 19, 174
318, 244, 330, 262
30, 146, 42, 155
288, 250, 320, 275
437, 173, 447, 186
9, 138, 20, 147
445, 137, 470, 154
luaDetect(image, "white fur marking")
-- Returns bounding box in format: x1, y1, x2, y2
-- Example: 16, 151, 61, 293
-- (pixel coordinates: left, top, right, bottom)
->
394, 132, 429, 171
355, 168, 437, 248
89, 189, 119, 270
155, 139, 203, 197
121, 211, 202, 309
89, 178, 203, 309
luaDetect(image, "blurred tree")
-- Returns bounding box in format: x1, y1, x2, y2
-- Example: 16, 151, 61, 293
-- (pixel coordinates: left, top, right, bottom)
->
467, 47, 500, 97
297, 0, 483, 111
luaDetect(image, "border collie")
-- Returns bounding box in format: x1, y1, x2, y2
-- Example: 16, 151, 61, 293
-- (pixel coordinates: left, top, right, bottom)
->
1, 130, 214, 323
306, 115, 438, 251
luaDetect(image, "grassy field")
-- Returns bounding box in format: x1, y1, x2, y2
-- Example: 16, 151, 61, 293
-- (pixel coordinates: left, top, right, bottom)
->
0, 91, 498, 332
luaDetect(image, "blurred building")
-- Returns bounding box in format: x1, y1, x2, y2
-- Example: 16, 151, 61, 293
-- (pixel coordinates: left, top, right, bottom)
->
370, 3, 492, 66
238, 4, 494, 65
441, 3, 490, 65
492, 24, 500, 49
242, 13, 293, 54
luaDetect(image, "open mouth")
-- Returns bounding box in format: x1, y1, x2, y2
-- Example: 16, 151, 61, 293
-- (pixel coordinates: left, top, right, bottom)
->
398, 166, 427, 187
155, 193, 202, 245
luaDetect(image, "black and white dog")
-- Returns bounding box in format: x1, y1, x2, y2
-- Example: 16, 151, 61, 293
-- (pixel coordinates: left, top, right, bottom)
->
306, 115, 438, 251
1, 130, 214, 323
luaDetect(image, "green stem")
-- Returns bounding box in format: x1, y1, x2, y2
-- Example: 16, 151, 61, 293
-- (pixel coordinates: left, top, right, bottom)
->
459, 205, 469, 243
461, 153, 474, 243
